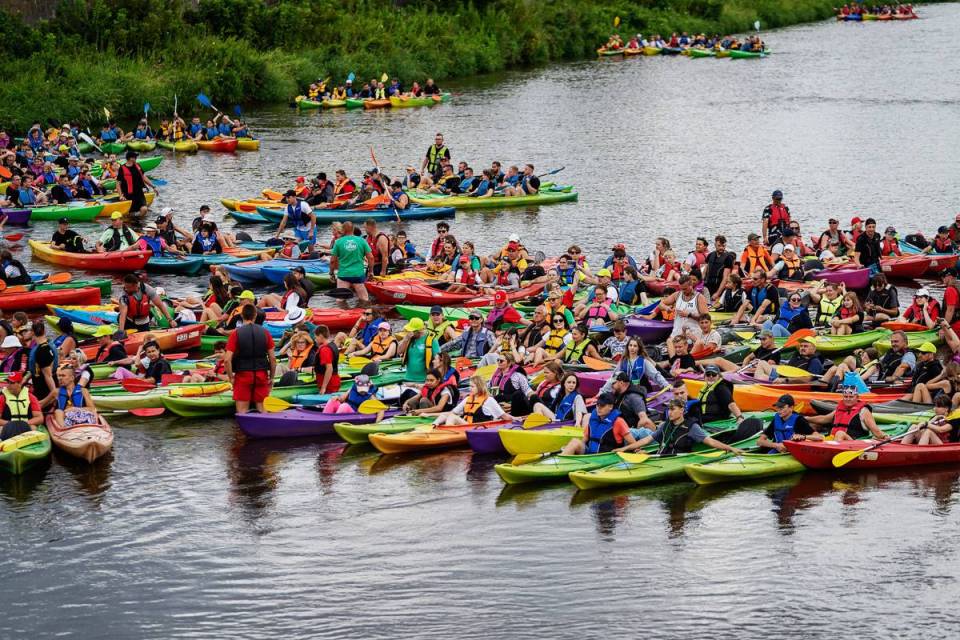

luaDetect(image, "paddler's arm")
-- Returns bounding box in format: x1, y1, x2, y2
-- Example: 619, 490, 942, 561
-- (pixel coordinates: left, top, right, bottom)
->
616, 431, 654, 453
702, 434, 744, 456
806, 411, 833, 427
861, 409, 888, 439
151, 292, 176, 327
749, 299, 772, 325
274, 214, 288, 239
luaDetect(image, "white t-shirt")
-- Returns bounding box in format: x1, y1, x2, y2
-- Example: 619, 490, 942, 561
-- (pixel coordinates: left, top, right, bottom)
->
451, 395, 505, 419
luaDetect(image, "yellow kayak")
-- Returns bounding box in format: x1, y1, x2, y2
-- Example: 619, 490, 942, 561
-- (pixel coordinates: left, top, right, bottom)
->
96, 192, 155, 217
236, 137, 260, 151
499, 427, 584, 456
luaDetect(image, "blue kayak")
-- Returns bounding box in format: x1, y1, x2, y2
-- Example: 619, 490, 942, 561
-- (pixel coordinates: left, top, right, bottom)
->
262, 261, 330, 285
230, 211, 270, 224
225, 258, 329, 284
255, 204, 456, 224
147, 256, 205, 275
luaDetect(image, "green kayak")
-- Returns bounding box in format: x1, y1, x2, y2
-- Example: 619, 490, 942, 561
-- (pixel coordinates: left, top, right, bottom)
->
89, 155, 162, 178
29, 203, 104, 222
409, 191, 578, 210
875, 329, 941, 354
161, 384, 316, 417
684, 453, 803, 485
0, 426, 51, 475
747, 329, 890, 356
728, 49, 769, 59
688, 48, 716, 58
126, 140, 157, 152
303, 272, 334, 288
333, 416, 435, 444
91, 382, 233, 410
99, 142, 126, 154
36, 278, 113, 299
157, 140, 199, 153
297, 98, 322, 109
345, 98, 366, 110
395, 305, 473, 323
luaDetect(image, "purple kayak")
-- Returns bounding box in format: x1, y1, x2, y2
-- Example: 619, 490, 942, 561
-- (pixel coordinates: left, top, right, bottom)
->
575, 370, 611, 398
810, 266, 870, 289
237, 408, 401, 439
624, 318, 673, 343
466, 420, 574, 455
0, 208, 31, 226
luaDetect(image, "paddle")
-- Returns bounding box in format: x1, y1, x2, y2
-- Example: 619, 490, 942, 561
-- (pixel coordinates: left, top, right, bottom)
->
616, 451, 650, 464
78, 132, 103, 154
522, 413, 551, 429
121, 378, 156, 393
583, 356, 614, 371
43, 272, 72, 284
772, 364, 817, 378
831, 432, 911, 468
103, 407, 166, 417
536, 166, 565, 178
369, 146, 401, 223
197, 92, 220, 113
263, 190, 283, 201
347, 355, 372, 368
475, 364, 497, 380
263, 396, 298, 413
3, 233, 24, 242
0, 166, 10, 179
357, 398, 388, 414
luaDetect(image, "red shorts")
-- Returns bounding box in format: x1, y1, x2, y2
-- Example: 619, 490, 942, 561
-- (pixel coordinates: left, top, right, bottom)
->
233, 370, 271, 403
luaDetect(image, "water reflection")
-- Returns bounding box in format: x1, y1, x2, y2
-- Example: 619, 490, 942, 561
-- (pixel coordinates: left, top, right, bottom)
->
0, 463, 50, 505
52, 448, 112, 499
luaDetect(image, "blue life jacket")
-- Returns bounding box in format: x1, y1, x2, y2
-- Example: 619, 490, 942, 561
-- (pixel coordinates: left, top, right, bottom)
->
134, 128, 149, 140
556, 266, 576, 286
775, 304, 805, 329
18, 188, 35, 205
360, 322, 379, 346
619, 280, 639, 305
473, 179, 490, 197
141, 235, 164, 256
218, 123, 232, 136
235, 128, 249, 137
287, 201, 306, 226
617, 357, 649, 388
67, 165, 80, 178
504, 174, 520, 187
205, 126, 219, 140
554, 392, 580, 422
195, 233, 217, 252
346, 384, 377, 410
79, 178, 96, 194
42, 171, 57, 184
189, 123, 203, 136
101, 129, 118, 142
459, 177, 474, 192
586, 408, 621, 454
27, 132, 45, 150
771, 412, 799, 443
749, 285, 770, 310
57, 385, 85, 411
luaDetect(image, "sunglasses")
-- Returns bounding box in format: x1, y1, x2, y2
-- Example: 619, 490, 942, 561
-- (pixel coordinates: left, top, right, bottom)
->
553, 319, 565, 324
705, 371, 719, 377
470, 316, 482, 321
568, 250, 581, 255
497, 358, 507, 363
790, 297, 801, 302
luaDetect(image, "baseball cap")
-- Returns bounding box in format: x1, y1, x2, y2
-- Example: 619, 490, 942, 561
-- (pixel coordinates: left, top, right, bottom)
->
493, 291, 508, 305
291, 266, 306, 274
747, 233, 760, 241
939, 225, 950, 234
239, 290, 256, 300
781, 244, 795, 252
508, 233, 520, 242
885, 226, 897, 235
1, 336, 21, 348
354, 374, 371, 390
918, 341, 937, 353
459, 256, 470, 264
782, 228, 795, 237
430, 305, 443, 315
596, 392, 617, 406
377, 321, 391, 330
915, 288, 931, 297
6, 371, 24, 384
772, 189, 783, 198
703, 364, 721, 375
774, 394, 795, 408
403, 318, 425, 332
611, 243, 626, 251
161, 207, 173, 216
851, 216, 862, 225
283, 189, 296, 197
110, 211, 123, 220
612, 371, 631, 383
295, 176, 305, 183
58, 217, 69, 224
144, 223, 158, 232
596, 268, 612, 277
507, 241, 519, 250
93, 325, 114, 338
468, 311, 483, 320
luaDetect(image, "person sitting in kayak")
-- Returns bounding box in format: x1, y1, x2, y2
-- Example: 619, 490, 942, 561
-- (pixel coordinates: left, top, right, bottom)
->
528, 314, 572, 365
618, 398, 746, 456
559, 392, 643, 455
756, 394, 820, 453
626, 35, 640, 49
731, 269, 779, 326
830, 292, 864, 335
691, 314, 723, 355
191, 223, 223, 255
134, 222, 187, 258
323, 373, 378, 415
0, 371, 44, 441
422, 78, 441, 96
817, 218, 852, 255
808, 280, 844, 326
878, 226, 902, 256
404, 367, 459, 416
739, 233, 773, 276
701, 329, 781, 375
754, 337, 825, 383
351, 321, 397, 363
863, 274, 900, 326
117, 274, 176, 333
901, 394, 954, 445
0, 250, 30, 286
99, 121, 123, 145
897, 341, 943, 402
562, 324, 599, 365
188, 116, 204, 140
808, 386, 888, 442
201, 119, 219, 141
434, 374, 513, 426
900, 288, 940, 328
578, 286, 619, 328
51, 363, 98, 429
503, 164, 540, 197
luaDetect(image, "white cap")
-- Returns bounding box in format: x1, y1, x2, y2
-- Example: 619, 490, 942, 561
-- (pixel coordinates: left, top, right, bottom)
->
377, 321, 391, 330
1, 336, 20, 348
161, 207, 173, 216
781, 244, 795, 252
916, 288, 931, 297
286, 307, 305, 324
508, 233, 520, 242
144, 222, 158, 232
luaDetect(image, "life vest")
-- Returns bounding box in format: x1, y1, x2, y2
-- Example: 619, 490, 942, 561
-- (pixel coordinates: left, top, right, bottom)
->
543, 302, 568, 326
543, 329, 568, 355
877, 349, 906, 378
585, 408, 622, 454
688, 250, 707, 269
586, 303, 610, 323
767, 202, 790, 230
17, 188, 35, 206
334, 179, 356, 199
194, 233, 217, 252
881, 237, 901, 256
934, 236, 954, 253
426, 144, 447, 174
657, 305, 676, 321
366, 232, 389, 266
308, 87, 320, 99
159, 124, 171, 140
832, 401, 866, 434
421, 377, 459, 407
564, 338, 593, 363
232, 323, 269, 372
618, 357, 650, 389
426, 319, 454, 345
140, 235, 164, 256
656, 417, 700, 455
95, 341, 122, 363
462, 393, 492, 424
741, 245, 772, 273
816, 295, 842, 324
552, 391, 580, 422
373, 87, 385, 99
122, 284, 152, 321
370, 334, 394, 357
1, 387, 31, 422
104, 225, 136, 252
490, 364, 522, 398
345, 384, 376, 411
134, 127, 149, 140
204, 126, 218, 140
776, 304, 806, 330
280, 241, 299, 258
771, 412, 799, 443
698, 378, 731, 419
288, 346, 313, 370
56, 385, 85, 411
556, 266, 576, 286
535, 380, 559, 404
1, 258, 30, 285
286, 201, 308, 227
457, 268, 476, 285
779, 254, 804, 281
496, 267, 514, 286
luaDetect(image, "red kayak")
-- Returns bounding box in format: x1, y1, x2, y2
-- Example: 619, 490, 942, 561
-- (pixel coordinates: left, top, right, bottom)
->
926, 253, 959, 274
261, 307, 364, 331
365, 279, 545, 307
79, 324, 203, 360
880, 255, 933, 279
29, 240, 150, 271
0, 286, 101, 311
784, 439, 960, 470
196, 138, 239, 152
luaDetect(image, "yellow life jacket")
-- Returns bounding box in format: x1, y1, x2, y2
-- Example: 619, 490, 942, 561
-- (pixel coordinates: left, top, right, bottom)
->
817, 295, 842, 324
544, 329, 568, 355
2, 387, 31, 422
564, 338, 593, 363
462, 393, 488, 424
370, 334, 395, 357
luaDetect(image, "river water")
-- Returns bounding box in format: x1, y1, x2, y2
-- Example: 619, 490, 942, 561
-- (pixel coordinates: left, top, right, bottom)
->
5, 5, 960, 638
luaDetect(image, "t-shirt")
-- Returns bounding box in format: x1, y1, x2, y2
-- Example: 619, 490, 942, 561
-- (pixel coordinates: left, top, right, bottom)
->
29, 343, 56, 401
51, 229, 85, 253
753, 345, 782, 364
699, 330, 722, 348
96, 342, 129, 363
669, 353, 697, 373
331, 235, 371, 278
865, 286, 900, 313
855, 232, 882, 268
944, 285, 960, 330
144, 358, 172, 384
762, 414, 814, 441
315, 343, 340, 392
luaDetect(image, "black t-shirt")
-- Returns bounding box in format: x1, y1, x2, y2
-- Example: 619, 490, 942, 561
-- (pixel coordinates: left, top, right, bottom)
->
762, 413, 814, 440
145, 358, 172, 384
300, 277, 316, 303
670, 353, 697, 371
865, 286, 899, 311
30, 343, 56, 401
526, 175, 541, 191
520, 265, 545, 281
704, 251, 735, 290
753, 345, 782, 364
52, 229, 85, 253
855, 232, 882, 267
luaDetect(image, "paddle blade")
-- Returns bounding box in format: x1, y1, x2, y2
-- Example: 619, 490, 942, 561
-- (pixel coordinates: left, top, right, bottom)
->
454, 356, 473, 370
263, 396, 293, 413
197, 92, 212, 108
45, 272, 72, 283
380, 72, 388, 82
734, 331, 756, 341
0, 166, 11, 179
774, 364, 812, 378
358, 398, 388, 414
474, 364, 497, 380
832, 449, 864, 468
121, 378, 155, 393
512, 451, 556, 465
0, 281, 6, 292
583, 356, 614, 371
2, 233, 22, 242
616, 452, 649, 464
783, 328, 816, 349
234, 104, 242, 117
348, 356, 371, 368
263, 190, 283, 201
522, 413, 551, 429
129, 407, 165, 417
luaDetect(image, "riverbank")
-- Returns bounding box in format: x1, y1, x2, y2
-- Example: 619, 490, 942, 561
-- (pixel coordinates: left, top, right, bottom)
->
0, 0, 948, 128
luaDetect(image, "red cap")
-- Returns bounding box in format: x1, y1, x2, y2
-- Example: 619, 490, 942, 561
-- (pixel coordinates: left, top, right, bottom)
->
7, 371, 24, 384
850, 216, 862, 225
459, 256, 469, 264
493, 291, 508, 304
612, 243, 626, 251
295, 176, 305, 183
507, 241, 519, 250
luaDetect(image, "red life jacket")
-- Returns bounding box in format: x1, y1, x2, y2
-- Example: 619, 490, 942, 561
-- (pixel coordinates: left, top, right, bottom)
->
832, 400, 866, 432
458, 268, 475, 284
280, 242, 298, 258
535, 380, 559, 401
421, 378, 456, 404
689, 250, 707, 268
881, 237, 900, 256
96, 341, 122, 363
935, 236, 953, 253
497, 268, 512, 286
123, 286, 151, 320
768, 203, 790, 227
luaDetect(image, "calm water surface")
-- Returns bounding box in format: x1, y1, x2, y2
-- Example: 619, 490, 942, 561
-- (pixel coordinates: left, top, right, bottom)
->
5, 5, 960, 638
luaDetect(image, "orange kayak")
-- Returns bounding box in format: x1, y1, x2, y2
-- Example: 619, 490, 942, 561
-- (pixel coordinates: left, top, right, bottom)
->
682, 379, 904, 414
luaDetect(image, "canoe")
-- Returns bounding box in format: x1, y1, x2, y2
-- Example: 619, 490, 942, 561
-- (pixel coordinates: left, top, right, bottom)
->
568, 431, 762, 490
89, 155, 162, 177
728, 49, 768, 59
256, 204, 456, 224
100, 142, 126, 154
363, 99, 391, 109
874, 329, 942, 354
45, 414, 113, 463
296, 97, 322, 109
126, 140, 156, 152
682, 378, 905, 414
783, 439, 960, 470
499, 426, 585, 455
388, 93, 451, 108
196, 138, 238, 152
880, 255, 934, 279
333, 416, 435, 444
236, 408, 401, 439
28, 203, 103, 222
899, 242, 959, 273
37, 278, 112, 299
369, 419, 513, 454
224, 258, 328, 284
642, 46, 662, 55
0, 425, 51, 475
687, 48, 716, 58
810, 266, 870, 289
157, 139, 199, 153
30, 240, 151, 271
684, 453, 804, 485
236, 137, 260, 151
364, 279, 545, 307
624, 318, 673, 343
322, 99, 346, 109
345, 98, 366, 109
146, 256, 205, 275
0, 286, 100, 312
409, 191, 578, 210
229, 211, 269, 224
0, 208, 31, 225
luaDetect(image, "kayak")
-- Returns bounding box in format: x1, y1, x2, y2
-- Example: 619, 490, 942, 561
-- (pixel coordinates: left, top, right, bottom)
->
363, 99, 391, 109
624, 318, 673, 343
28, 203, 104, 222
388, 93, 451, 108
395, 305, 473, 322
568, 431, 762, 490
783, 439, 960, 470
333, 416, 435, 444
810, 266, 870, 289
409, 191, 578, 210
596, 47, 624, 56
126, 140, 156, 152
467, 421, 573, 455
30, 240, 151, 271
811, 398, 932, 416
899, 242, 959, 273
303, 307, 365, 331
220, 198, 280, 212
296, 97, 322, 109
303, 271, 335, 288
728, 49, 769, 59
236, 408, 401, 439
91, 382, 233, 410
196, 138, 239, 152
0, 425, 51, 475
365, 279, 545, 307
146, 256, 205, 275
682, 378, 906, 414
687, 48, 716, 58
322, 99, 346, 109
224, 258, 329, 284
256, 204, 456, 224
0, 286, 100, 312
499, 426, 585, 455
157, 139, 199, 153
45, 414, 113, 463
874, 329, 942, 354
495, 451, 623, 485
77, 324, 203, 360
161, 383, 317, 417
99, 142, 126, 154
89, 155, 162, 177
805, 328, 892, 354
684, 453, 804, 485
229, 211, 270, 224
36, 278, 113, 299
880, 255, 934, 279
642, 46, 662, 55
236, 137, 260, 151
369, 419, 513, 454
96, 191, 156, 217
345, 98, 366, 109
0, 207, 31, 225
